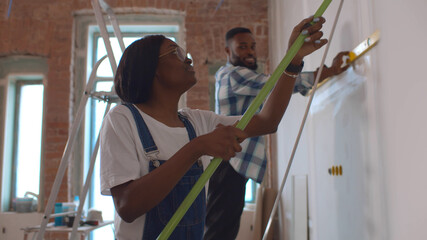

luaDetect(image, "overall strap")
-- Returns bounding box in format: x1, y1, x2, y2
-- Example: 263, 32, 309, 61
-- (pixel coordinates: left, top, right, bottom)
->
123, 103, 158, 155
178, 112, 197, 140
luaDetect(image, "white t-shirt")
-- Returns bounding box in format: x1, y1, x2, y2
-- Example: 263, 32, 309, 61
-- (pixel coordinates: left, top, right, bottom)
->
100, 104, 240, 240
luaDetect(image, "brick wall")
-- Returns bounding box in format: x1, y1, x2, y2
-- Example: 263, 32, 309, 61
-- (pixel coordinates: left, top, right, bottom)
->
0, 0, 268, 236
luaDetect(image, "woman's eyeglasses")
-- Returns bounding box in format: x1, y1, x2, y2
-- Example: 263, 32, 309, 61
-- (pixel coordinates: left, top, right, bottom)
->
159, 46, 189, 62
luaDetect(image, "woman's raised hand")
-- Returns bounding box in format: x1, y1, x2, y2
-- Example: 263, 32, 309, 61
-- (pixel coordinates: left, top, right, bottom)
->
288, 16, 328, 64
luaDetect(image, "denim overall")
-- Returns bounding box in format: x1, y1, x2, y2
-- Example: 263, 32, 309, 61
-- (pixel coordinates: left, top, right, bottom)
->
123, 104, 206, 240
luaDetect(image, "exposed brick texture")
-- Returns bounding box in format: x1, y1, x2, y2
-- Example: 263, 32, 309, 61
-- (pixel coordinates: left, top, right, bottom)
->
0, 0, 268, 238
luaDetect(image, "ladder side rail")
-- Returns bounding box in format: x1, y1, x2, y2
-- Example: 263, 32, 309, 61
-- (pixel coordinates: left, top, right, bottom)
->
70, 100, 113, 240
70, 56, 108, 240
99, 0, 126, 52
91, 0, 118, 75
35, 56, 104, 240
39, 0, 122, 236
72, 3, 122, 238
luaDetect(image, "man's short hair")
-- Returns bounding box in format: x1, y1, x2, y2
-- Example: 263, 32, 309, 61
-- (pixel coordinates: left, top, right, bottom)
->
225, 27, 252, 45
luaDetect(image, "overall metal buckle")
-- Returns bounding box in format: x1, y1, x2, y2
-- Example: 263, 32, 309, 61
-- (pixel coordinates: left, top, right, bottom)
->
145, 150, 160, 167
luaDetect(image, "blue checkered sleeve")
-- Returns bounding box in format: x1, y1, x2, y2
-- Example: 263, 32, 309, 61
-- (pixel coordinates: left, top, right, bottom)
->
228, 66, 315, 96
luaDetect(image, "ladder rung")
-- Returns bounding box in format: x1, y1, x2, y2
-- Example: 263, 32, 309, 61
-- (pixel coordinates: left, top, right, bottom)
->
48, 211, 78, 218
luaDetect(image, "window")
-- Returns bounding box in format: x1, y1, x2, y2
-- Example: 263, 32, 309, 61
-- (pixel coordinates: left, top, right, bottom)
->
84, 24, 181, 240
245, 179, 258, 203
1, 75, 44, 211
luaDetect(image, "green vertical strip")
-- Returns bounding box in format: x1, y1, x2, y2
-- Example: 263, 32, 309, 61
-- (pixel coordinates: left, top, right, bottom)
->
0, 86, 4, 151
157, 1, 332, 239
0, 85, 5, 211
1, 82, 15, 212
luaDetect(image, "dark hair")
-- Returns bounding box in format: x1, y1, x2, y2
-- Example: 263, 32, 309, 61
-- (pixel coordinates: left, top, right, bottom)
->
114, 35, 166, 103
225, 27, 252, 45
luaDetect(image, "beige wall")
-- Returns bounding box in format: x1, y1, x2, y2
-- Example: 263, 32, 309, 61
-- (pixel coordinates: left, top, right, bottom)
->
269, 0, 427, 240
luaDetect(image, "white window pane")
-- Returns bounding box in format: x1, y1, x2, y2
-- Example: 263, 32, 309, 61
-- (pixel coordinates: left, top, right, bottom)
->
123, 37, 140, 46
92, 81, 116, 240
245, 180, 258, 203
95, 81, 114, 92
96, 38, 115, 77
15, 84, 43, 197
96, 37, 141, 78
92, 152, 115, 240
245, 179, 253, 202
94, 81, 115, 134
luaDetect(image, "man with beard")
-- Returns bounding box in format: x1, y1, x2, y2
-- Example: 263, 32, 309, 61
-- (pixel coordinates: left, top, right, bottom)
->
204, 27, 349, 240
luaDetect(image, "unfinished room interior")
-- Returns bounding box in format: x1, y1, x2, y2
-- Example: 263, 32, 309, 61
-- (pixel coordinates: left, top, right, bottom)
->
0, 0, 426, 239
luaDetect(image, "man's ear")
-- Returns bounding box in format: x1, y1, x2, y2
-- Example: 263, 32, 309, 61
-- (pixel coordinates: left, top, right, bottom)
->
225, 46, 231, 57
225, 47, 231, 62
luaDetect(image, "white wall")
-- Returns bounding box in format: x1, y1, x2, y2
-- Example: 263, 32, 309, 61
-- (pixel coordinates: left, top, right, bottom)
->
372, 1, 427, 239
0, 212, 43, 240
236, 208, 256, 240
268, 1, 314, 239
268, 0, 427, 239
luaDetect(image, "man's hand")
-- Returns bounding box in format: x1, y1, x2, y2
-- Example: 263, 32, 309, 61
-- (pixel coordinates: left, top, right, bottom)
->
317, 51, 350, 82
330, 51, 350, 75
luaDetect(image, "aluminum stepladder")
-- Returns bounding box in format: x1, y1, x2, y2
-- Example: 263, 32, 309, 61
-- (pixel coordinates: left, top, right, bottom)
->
36, 1, 124, 239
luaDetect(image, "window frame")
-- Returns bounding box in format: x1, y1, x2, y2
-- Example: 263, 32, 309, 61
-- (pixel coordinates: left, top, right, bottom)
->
0, 56, 48, 212
1, 70, 46, 212
10, 79, 44, 202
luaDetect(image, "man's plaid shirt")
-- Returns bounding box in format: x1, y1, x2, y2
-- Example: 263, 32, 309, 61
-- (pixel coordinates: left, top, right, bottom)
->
215, 63, 314, 182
